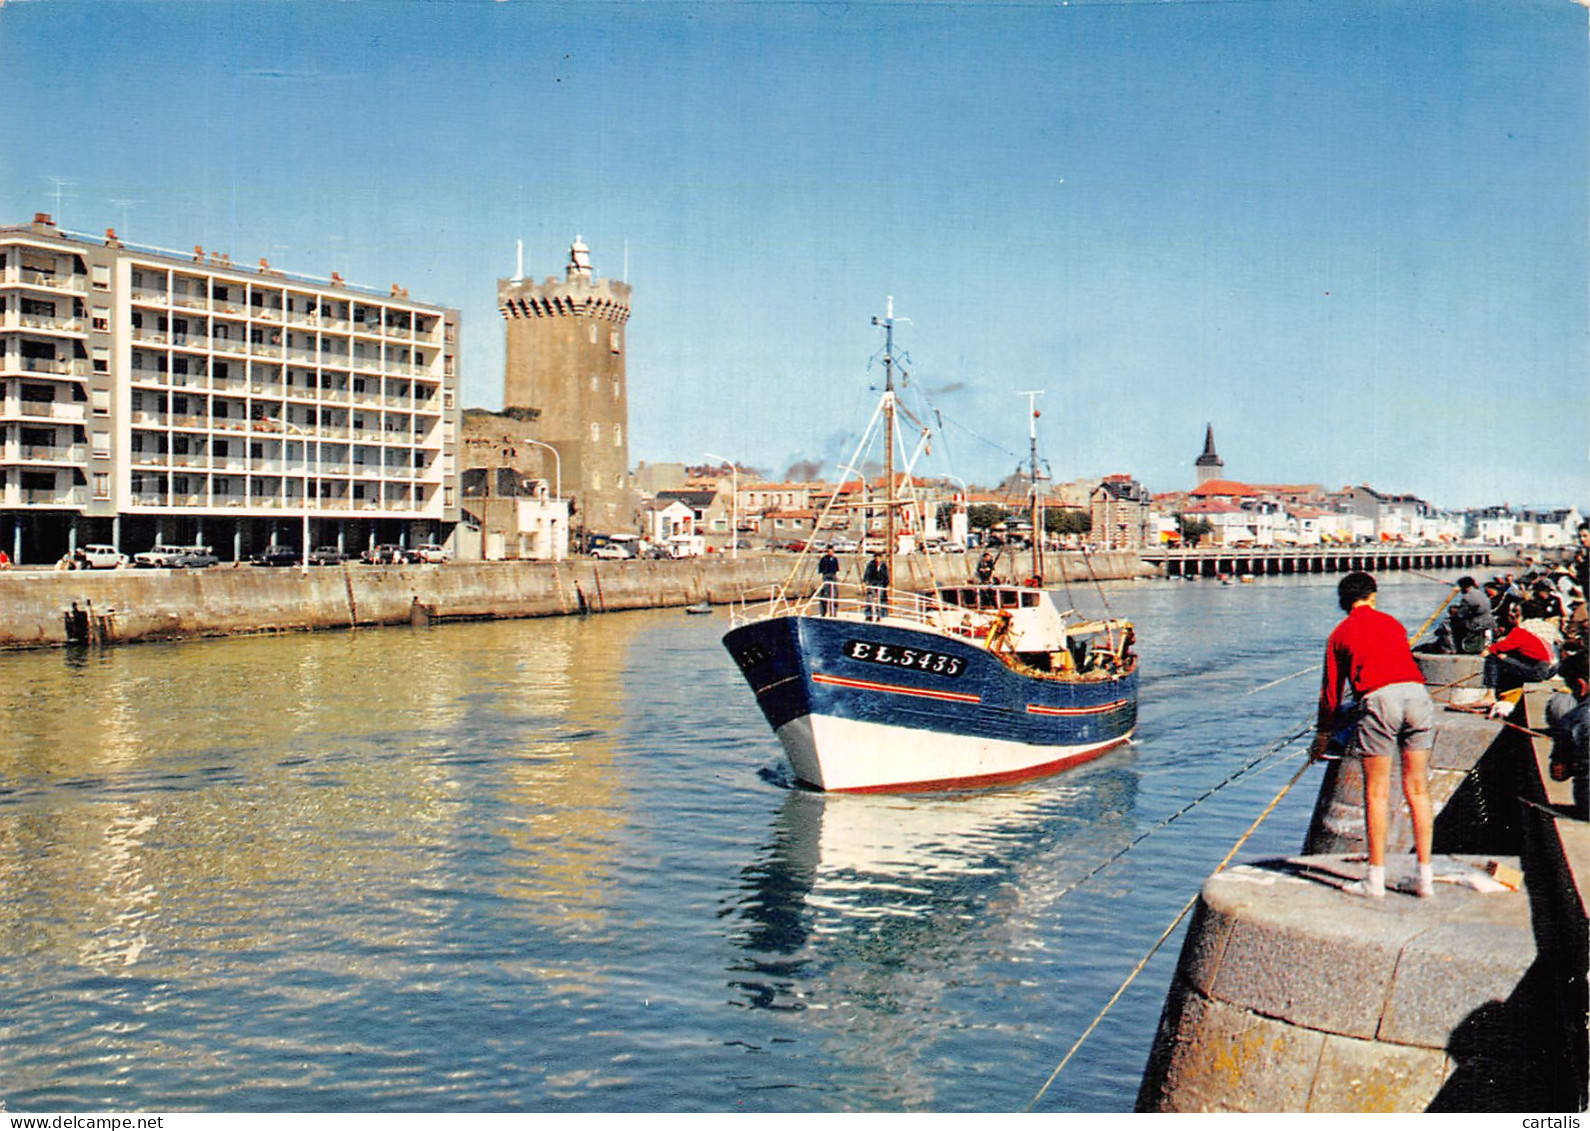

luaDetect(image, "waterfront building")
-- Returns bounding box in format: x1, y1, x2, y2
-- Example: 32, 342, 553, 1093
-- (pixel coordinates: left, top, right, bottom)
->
1194, 423, 1224, 486
0, 214, 460, 564
458, 408, 570, 560
498, 238, 635, 537
1090, 473, 1150, 549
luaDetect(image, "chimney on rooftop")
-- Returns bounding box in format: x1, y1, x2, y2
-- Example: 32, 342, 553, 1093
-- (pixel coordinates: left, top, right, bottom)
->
33, 212, 53, 227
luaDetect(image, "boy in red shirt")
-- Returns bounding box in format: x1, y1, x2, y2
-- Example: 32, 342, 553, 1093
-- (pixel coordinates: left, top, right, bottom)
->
1483, 601, 1557, 696
1310, 572, 1436, 898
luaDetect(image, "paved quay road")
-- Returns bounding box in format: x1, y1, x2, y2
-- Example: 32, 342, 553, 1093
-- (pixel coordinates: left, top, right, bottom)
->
0, 574, 1451, 1111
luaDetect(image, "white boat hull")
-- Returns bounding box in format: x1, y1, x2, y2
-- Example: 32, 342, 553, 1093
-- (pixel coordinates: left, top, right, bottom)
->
775, 711, 1134, 793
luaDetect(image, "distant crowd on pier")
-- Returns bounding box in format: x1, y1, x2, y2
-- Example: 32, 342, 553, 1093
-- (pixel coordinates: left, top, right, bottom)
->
1421, 521, 1589, 805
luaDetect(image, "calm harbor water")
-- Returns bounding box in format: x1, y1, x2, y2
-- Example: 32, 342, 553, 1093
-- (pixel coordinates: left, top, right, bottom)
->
0, 572, 1452, 1112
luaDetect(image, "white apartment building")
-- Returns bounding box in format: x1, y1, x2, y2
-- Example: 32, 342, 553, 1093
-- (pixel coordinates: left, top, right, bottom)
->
1, 214, 459, 563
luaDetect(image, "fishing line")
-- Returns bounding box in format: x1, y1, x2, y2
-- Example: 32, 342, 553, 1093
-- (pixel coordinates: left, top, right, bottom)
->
1247, 664, 1320, 695
1046, 713, 1316, 905
1026, 753, 1315, 1113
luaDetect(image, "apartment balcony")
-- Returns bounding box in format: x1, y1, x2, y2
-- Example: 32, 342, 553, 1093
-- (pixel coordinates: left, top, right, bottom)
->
250, 306, 284, 324
14, 444, 88, 464
1, 266, 87, 293
19, 486, 87, 506
171, 292, 209, 312
16, 400, 86, 423
0, 311, 88, 336
130, 288, 169, 306
251, 343, 283, 358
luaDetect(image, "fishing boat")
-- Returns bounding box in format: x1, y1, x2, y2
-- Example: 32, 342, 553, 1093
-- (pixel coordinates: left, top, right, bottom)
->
721, 305, 1138, 792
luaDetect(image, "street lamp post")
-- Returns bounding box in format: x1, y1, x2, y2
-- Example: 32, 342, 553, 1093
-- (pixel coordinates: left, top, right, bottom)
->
704, 452, 738, 560
279, 419, 314, 573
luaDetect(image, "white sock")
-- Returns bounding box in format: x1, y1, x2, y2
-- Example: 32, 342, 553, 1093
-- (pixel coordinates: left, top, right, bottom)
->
1417, 861, 1434, 897
1366, 864, 1385, 897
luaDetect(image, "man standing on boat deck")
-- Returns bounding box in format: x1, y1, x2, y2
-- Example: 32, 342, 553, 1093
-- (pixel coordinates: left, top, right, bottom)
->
1309, 571, 1436, 899
863, 551, 890, 622
817, 547, 841, 616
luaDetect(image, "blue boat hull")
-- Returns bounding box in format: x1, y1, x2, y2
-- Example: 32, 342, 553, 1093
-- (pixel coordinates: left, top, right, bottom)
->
723, 614, 1137, 791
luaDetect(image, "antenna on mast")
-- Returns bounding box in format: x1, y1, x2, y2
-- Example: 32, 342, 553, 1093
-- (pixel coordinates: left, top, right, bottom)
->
513, 239, 524, 283
1018, 390, 1045, 583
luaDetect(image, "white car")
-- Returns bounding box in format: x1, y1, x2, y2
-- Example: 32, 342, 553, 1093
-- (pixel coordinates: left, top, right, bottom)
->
411, 543, 451, 564
592, 544, 632, 560
135, 544, 189, 568
77, 544, 127, 569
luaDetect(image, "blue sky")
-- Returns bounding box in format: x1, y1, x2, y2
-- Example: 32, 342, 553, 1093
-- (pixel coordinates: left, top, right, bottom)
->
3, 0, 1584, 509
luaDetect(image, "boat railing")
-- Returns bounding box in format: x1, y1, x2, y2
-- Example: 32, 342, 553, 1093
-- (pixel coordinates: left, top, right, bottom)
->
732, 581, 1000, 638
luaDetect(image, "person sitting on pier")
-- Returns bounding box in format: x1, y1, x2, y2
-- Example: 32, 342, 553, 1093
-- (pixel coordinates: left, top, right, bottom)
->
1482, 600, 1558, 700
1446, 576, 1496, 654
1310, 571, 1436, 899
1545, 651, 1589, 819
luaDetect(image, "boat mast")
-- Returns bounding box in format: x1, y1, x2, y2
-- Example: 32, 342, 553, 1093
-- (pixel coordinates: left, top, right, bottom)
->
873, 299, 897, 590
1020, 390, 1044, 584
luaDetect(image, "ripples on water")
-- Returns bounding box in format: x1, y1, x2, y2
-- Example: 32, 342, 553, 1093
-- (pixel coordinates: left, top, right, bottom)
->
0, 573, 1451, 1111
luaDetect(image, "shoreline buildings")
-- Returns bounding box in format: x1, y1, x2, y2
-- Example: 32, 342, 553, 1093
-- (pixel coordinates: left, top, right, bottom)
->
0, 214, 460, 564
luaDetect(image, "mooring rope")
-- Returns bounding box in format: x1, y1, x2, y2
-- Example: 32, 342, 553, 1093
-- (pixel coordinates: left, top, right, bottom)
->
1026, 752, 1315, 1112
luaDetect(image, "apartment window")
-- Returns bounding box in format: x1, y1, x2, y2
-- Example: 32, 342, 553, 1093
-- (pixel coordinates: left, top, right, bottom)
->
93, 472, 109, 498
92, 310, 110, 332
92, 265, 111, 290
92, 431, 111, 458
93, 351, 109, 375
610, 329, 621, 353
91, 389, 110, 415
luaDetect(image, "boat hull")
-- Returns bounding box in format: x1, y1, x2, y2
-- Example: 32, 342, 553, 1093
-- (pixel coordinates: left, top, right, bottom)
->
723, 614, 1137, 792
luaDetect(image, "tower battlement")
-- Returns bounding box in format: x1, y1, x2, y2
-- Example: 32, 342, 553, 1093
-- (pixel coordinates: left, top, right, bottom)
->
497, 274, 631, 324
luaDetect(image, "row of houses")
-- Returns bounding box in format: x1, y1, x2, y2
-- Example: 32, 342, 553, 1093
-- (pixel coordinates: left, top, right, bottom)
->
1155, 480, 1582, 548
638, 467, 1583, 557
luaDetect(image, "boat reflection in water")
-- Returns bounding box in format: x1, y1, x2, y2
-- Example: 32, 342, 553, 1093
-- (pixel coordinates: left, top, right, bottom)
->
721, 757, 1144, 1113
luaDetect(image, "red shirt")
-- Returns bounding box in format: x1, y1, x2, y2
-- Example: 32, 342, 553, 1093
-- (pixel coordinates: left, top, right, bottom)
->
1489, 626, 1552, 663
1318, 605, 1426, 724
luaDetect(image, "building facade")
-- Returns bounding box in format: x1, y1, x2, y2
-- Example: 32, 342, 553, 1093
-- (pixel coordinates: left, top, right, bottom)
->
1090, 473, 1150, 549
498, 238, 634, 536
0, 214, 460, 564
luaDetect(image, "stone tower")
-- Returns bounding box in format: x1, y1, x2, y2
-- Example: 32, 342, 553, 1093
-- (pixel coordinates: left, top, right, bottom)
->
1195, 423, 1224, 486
498, 238, 634, 534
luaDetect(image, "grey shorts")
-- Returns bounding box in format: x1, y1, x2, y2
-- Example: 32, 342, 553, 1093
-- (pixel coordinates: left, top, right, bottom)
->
1349, 681, 1436, 759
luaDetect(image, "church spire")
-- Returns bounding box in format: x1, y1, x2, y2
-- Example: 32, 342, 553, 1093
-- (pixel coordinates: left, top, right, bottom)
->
1195, 423, 1224, 485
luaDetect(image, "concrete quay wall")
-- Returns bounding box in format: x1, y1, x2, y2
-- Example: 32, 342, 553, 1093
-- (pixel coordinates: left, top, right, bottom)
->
0, 549, 1150, 650
1138, 654, 1588, 1112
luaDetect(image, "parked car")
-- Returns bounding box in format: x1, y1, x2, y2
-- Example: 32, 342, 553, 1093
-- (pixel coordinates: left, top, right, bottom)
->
135, 544, 190, 568
175, 545, 219, 569
830, 538, 859, 553
76, 544, 127, 569
307, 546, 348, 566
410, 543, 451, 564
250, 546, 302, 567
592, 544, 632, 560
361, 544, 405, 565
